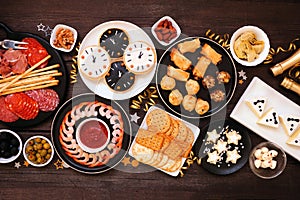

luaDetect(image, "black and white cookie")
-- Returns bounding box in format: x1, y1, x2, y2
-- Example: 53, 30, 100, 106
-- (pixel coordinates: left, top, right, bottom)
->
99, 28, 129, 58
105, 61, 135, 92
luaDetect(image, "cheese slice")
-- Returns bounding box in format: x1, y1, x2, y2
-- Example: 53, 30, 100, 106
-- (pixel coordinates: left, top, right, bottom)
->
245, 97, 267, 117
256, 108, 280, 128
280, 115, 300, 136
286, 128, 300, 147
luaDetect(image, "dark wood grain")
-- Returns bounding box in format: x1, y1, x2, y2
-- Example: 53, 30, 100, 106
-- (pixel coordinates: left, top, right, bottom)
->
0, 0, 300, 199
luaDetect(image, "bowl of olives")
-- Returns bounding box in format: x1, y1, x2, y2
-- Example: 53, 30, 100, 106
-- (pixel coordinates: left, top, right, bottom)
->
0, 129, 22, 164
23, 135, 54, 167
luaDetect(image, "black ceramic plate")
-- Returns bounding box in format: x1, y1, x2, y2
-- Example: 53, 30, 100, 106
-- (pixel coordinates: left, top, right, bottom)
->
0, 23, 67, 127
156, 37, 236, 119
197, 119, 251, 175
51, 93, 132, 174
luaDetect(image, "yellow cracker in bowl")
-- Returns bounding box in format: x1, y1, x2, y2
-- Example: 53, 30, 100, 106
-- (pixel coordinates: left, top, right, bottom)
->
146, 109, 171, 133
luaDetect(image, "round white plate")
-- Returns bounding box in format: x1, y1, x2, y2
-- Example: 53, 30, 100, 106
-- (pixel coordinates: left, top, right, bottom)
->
78, 20, 157, 100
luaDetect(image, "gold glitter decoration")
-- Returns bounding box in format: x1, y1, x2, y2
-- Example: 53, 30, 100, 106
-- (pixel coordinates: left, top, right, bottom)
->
130, 86, 158, 112
239, 79, 244, 85
23, 160, 29, 167
121, 156, 139, 168
54, 159, 64, 170
264, 38, 299, 64
205, 29, 230, 50
70, 43, 81, 84
179, 151, 201, 177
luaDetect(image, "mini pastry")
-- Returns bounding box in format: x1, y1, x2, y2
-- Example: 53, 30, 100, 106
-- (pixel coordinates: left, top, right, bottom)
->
167, 65, 190, 82
286, 128, 300, 147
216, 71, 231, 84
78, 46, 111, 79
245, 97, 267, 118
195, 98, 210, 115
123, 41, 156, 74
213, 140, 228, 154
160, 75, 176, 90
177, 38, 201, 54
279, 115, 300, 136
182, 95, 197, 112
256, 108, 280, 128
169, 89, 183, 106
170, 48, 192, 71
99, 28, 129, 58
200, 43, 222, 65
226, 149, 241, 164
210, 89, 225, 102
206, 129, 220, 144
193, 56, 211, 80
207, 150, 221, 165
185, 79, 200, 95
105, 61, 135, 92
202, 75, 216, 89
226, 130, 241, 145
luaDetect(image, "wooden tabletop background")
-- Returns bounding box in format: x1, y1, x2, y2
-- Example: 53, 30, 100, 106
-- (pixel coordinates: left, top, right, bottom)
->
0, 0, 299, 199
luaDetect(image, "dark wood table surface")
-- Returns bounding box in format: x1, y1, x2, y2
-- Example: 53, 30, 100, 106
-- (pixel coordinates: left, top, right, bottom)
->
0, 0, 300, 199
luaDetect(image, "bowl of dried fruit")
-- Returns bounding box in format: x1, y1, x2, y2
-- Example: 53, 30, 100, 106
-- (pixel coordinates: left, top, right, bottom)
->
0, 129, 22, 164
230, 25, 270, 66
23, 135, 54, 167
50, 24, 77, 52
249, 141, 287, 179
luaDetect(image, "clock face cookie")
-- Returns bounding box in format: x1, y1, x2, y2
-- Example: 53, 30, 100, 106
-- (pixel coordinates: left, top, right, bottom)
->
105, 61, 135, 92
99, 28, 129, 58
123, 41, 156, 74
79, 46, 111, 79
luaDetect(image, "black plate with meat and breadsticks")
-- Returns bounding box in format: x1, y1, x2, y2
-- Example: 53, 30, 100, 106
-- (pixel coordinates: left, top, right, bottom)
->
0, 23, 67, 127
156, 37, 237, 119
51, 93, 132, 174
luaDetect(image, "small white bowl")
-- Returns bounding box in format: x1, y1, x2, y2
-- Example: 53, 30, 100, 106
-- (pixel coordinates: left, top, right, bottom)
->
151, 16, 181, 46
50, 24, 77, 52
0, 129, 22, 164
23, 135, 54, 167
230, 25, 270, 66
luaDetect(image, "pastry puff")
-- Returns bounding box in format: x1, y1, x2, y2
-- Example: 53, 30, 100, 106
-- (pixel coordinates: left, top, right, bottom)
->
167, 65, 190, 82
170, 48, 192, 71
178, 38, 201, 54
193, 56, 211, 79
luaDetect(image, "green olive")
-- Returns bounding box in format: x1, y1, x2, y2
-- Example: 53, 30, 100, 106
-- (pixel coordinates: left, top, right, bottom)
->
43, 143, 50, 150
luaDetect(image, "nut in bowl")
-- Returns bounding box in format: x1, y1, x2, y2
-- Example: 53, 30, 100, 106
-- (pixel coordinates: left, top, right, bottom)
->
50, 24, 77, 52
0, 129, 22, 164
249, 141, 287, 179
230, 25, 270, 66
23, 135, 54, 167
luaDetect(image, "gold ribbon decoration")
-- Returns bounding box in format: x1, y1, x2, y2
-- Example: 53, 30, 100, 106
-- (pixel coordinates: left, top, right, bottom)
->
70, 43, 81, 84
130, 86, 158, 112
179, 151, 202, 177
205, 29, 230, 50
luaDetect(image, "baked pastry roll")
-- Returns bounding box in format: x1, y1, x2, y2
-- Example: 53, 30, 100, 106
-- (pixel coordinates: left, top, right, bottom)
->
167, 65, 190, 82
200, 44, 222, 65
178, 38, 201, 54
160, 75, 176, 90
195, 98, 210, 115
169, 89, 183, 106
185, 79, 200, 95
192, 56, 211, 79
170, 48, 192, 71
182, 95, 197, 112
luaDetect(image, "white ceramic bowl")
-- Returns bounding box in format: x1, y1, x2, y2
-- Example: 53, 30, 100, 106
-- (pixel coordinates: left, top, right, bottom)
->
50, 24, 77, 52
23, 135, 54, 167
230, 25, 270, 66
0, 129, 22, 164
151, 16, 181, 46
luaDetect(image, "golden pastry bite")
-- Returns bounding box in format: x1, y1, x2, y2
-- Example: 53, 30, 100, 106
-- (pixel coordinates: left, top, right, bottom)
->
202, 75, 216, 89
182, 94, 197, 112
195, 98, 210, 115
193, 56, 211, 80
216, 71, 231, 84
210, 89, 225, 102
185, 79, 200, 95
169, 89, 183, 106
160, 75, 176, 90
200, 43, 222, 65
167, 65, 190, 82
170, 48, 192, 71
177, 38, 201, 54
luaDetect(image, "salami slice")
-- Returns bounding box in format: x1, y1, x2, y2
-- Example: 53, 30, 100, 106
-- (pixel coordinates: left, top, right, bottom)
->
0, 96, 19, 122
5, 93, 39, 120
25, 89, 59, 112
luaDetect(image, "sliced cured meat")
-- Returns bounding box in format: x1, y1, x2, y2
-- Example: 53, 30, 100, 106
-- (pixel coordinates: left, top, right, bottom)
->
0, 96, 19, 122
25, 89, 59, 112
5, 93, 39, 120
3, 49, 22, 64
12, 54, 28, 74
21, 38, 49, 68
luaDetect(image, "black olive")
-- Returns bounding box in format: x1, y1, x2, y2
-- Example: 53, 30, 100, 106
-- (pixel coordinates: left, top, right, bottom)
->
10, 147, 18, 155
0, 141, 9, 150
10, 138, 19, 147
3, 151, 12, 159
0, 132, 9, 140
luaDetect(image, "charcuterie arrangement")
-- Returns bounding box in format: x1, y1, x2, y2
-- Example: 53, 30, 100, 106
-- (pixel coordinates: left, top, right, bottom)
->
0, 17, 299, 179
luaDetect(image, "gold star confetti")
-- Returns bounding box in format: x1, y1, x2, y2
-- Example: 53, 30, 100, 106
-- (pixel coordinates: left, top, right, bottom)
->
23, 161, 29, 167
239, 79, 244, 84
131, 159, 139, 167
14, 162, 21, 169
54, 159, 64, 170
121, 156, 131, 166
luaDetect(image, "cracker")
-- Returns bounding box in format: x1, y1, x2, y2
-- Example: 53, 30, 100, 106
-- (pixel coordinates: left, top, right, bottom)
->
155, 154, 169, 168
151, 152, 164, 167
136, 133, 164, 151
146, 109, 171, 133
185, 128, 195, 145
160, 158, 177, 171
168, 118, 179, 139
132, 143, 154, 164
176, 120, 188, 141
147, 151, 160, 165
159, 135, 171, 152
164, 159, 182, 172
163, 141, 183, 160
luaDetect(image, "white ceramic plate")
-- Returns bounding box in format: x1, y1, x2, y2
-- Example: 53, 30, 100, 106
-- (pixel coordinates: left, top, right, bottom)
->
78, 20, 157, 100
128, 105, 200, 176
230, 77, 300, 161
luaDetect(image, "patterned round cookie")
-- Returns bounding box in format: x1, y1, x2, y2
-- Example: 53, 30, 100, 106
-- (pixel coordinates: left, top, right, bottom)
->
146, 109, 171, 133
99, 28, 129, 58
105, 61, 135, 92
123, 41, 156, 74
78, 46, 111, 79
